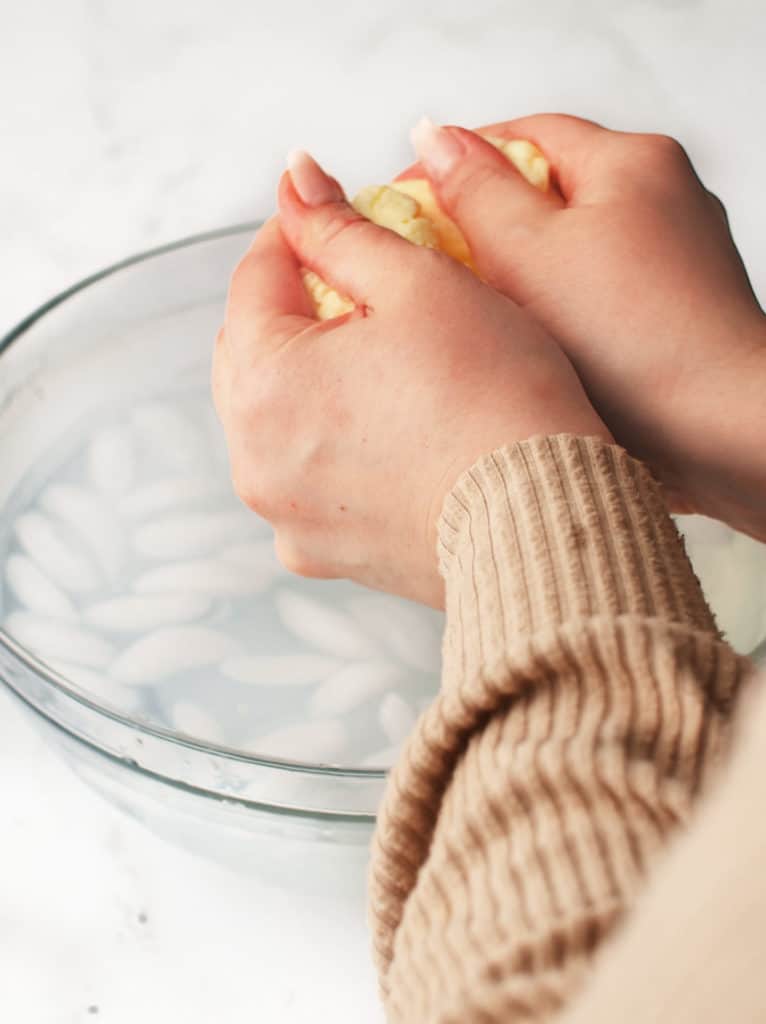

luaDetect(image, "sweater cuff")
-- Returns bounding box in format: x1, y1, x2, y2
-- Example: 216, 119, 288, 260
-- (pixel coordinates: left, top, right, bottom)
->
437, 435, 717, 687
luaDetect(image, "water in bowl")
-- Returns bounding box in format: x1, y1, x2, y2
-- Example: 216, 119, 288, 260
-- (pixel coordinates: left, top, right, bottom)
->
1, 377, 765, 768
0, 380, 443, 767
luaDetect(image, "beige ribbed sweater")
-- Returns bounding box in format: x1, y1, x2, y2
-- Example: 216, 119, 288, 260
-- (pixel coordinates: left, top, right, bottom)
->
369, 435, 753, 1023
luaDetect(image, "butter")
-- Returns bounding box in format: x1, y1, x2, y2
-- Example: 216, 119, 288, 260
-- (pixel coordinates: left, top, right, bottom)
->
302, 135, 549, 319
352, 185, 439, 248
300, 269, 354, 320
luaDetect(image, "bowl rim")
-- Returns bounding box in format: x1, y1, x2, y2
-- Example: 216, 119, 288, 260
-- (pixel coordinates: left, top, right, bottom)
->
1, 222, 257, 358
0, 222, 390, 789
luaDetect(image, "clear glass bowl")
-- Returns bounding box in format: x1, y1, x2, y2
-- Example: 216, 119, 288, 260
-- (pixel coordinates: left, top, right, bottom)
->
1, 225, 764, 885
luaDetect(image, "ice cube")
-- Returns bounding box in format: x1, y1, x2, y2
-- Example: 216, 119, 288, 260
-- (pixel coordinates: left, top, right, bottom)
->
49, 659, 143, 712
13, 512, 101, 594
4, 554, 78, 621
131, 403, 208, 470
82, 594, 211, 633
41, 483, 128, 580
378, 692, 417, 745
87, 426, 136, 495
169, 700, 225, 744
247, 719, 347, 762
309, 660, 403, 717
133, 511, 252, 560
359, 745, 401, 769
220, 540, 283, 575
4, 611, 115, 668
221, 653, 341, 687
120, 476, 227, 521
110, 626, 237, 685
347, 593, 443, 673
275, 589, 379, 659
133, 559, 270, 597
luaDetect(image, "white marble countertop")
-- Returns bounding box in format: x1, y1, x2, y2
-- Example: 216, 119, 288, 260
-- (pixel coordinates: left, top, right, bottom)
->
1, 1, 764, 1020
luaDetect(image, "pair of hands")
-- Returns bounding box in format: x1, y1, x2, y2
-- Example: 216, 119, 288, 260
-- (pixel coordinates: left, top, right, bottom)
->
213, 114, 766, 608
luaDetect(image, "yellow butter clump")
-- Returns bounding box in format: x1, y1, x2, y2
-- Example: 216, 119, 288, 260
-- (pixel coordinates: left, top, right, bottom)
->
388, 177, 474, 268
301, 268, 355, 320
352, 185, 439, 249
489, 136, 550, 192
303, 135, 549, 319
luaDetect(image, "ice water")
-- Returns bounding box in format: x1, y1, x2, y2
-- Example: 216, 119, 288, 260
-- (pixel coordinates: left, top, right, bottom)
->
2, 377, 765, 767
0, 379, 443, 767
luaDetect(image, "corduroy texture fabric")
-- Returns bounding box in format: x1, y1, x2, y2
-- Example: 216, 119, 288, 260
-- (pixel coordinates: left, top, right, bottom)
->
368, 435, 751, 1024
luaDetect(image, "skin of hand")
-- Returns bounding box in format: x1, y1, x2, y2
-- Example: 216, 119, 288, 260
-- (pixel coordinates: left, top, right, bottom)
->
405, 115, 766, 541
212, 150, 612, 608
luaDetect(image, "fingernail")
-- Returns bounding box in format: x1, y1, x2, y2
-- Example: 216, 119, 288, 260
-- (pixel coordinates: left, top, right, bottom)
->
287, 149, 344, 206
410, 116, 465, 178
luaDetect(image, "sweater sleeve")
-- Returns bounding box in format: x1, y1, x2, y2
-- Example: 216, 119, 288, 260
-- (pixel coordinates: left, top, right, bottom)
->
368, 435, 751, 1024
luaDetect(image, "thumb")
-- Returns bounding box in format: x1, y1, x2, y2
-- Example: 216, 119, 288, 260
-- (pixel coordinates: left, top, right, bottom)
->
410, 119, 563, 282
279, 150, 422, 310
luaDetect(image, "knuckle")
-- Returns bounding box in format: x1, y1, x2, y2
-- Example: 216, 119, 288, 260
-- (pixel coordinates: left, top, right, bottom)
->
230, 465, 262, 515
228, 253, 252, 297
315, 208, 370, 252
274, 535, 330, 579
612, 133, 695, 197
228, 444, 274, 517
707, 190, 730, 225
451, 158, 504, 201
635, 132, 690, 170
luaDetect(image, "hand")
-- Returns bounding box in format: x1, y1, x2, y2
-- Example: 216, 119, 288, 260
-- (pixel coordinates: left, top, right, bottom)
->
407, 115, 766, 540
212, 151, 611, 607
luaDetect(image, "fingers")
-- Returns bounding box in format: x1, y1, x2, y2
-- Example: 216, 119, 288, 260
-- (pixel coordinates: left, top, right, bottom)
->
278, 150, 423, 307
409, 118, 562, 286
226, 216, 315, 355
473, 113, 609, 200
412, 116, 560, 219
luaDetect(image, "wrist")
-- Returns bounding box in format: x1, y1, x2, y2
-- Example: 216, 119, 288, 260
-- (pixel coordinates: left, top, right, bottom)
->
677, 319, 766, 540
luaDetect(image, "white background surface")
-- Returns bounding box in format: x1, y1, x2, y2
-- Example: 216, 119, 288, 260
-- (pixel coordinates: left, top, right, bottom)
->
1, 1, 764, 1021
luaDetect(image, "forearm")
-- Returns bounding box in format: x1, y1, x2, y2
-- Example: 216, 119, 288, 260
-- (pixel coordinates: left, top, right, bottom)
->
369, 435, 751, 1023
559, 676, 766, 1024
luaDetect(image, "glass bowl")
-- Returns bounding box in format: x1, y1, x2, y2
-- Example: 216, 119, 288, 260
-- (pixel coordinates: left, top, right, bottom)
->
1, 225, 764, 887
